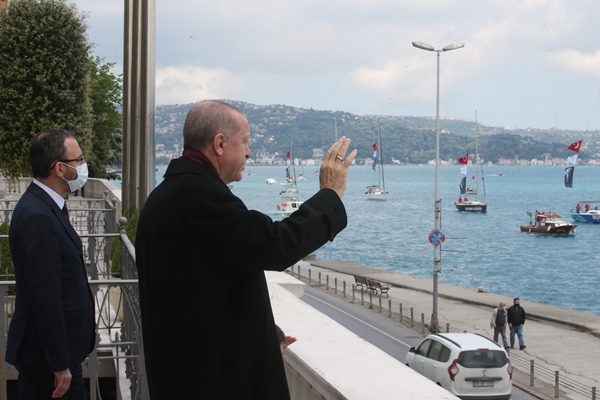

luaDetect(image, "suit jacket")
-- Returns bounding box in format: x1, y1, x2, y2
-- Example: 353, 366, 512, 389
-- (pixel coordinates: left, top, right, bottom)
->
5, 183, 95, 372
136, 158, 348, 399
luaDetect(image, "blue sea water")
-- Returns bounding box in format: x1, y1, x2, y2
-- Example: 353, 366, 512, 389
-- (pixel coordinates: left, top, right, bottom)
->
154, 164, 600, 316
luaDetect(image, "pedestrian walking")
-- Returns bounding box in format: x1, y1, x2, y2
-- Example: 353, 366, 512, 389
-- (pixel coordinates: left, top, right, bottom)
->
507, 298, 526, 350
490, 302, 509, 350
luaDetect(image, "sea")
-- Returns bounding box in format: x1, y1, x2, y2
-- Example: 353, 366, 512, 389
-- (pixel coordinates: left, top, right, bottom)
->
149, 163, 600, 316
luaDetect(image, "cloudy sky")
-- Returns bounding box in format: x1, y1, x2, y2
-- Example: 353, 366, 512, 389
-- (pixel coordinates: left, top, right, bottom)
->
75, 0, 600, 130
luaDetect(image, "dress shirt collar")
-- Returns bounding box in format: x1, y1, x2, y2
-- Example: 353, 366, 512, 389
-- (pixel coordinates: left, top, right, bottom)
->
33, 179, 65, 210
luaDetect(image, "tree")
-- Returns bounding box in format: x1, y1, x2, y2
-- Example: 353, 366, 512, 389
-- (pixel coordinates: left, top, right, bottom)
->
87, 57, 122, 180
0, 0, 93, 179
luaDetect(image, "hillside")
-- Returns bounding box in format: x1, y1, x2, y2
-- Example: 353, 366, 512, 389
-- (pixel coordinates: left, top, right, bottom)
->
155, 101, 600, 164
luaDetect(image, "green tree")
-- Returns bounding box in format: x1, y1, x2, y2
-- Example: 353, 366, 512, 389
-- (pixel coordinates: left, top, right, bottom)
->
87, 57, 122, 180
0, 222, 15, 295
0, 0, 93, 179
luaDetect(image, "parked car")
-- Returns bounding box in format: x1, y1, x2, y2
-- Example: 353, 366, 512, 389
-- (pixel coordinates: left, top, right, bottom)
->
405, 332, 513, 399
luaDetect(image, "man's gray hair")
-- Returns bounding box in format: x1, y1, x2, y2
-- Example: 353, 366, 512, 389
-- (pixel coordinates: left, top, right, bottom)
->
183, 100, 245, 152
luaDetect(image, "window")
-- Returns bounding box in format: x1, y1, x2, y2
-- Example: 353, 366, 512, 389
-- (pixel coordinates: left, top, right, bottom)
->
458, 350, 507, 368
416, 339, 432, 357
428, 340, 443, 360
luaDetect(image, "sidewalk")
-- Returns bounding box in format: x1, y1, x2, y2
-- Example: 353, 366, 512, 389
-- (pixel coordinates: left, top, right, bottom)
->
296, 260, 600, 400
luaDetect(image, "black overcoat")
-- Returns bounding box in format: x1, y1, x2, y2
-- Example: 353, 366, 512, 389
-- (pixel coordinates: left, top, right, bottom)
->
136, 158, 347, 399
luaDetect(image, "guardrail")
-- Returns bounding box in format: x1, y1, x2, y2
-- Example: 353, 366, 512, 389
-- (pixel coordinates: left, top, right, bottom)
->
289, 264, 598, 400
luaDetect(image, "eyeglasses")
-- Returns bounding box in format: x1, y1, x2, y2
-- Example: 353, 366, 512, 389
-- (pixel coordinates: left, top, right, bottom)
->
50, 155, 85, 170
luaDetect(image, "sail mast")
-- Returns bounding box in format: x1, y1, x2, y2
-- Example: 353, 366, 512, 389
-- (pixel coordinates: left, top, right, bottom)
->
378, 119, 385, 191
475, 112, 479, 202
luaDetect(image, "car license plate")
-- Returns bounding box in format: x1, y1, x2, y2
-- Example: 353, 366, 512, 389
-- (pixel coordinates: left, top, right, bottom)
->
473, 381, 494, 387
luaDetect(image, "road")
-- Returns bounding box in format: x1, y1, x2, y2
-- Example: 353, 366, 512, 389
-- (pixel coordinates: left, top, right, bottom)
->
301, 286, 535, 400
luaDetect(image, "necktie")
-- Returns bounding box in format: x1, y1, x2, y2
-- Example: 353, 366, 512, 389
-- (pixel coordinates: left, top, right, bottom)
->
62, 204, 70, 221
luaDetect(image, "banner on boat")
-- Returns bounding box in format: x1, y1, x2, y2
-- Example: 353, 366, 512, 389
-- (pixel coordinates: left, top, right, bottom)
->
459, 176, 467, 194
564, 166, 574, 188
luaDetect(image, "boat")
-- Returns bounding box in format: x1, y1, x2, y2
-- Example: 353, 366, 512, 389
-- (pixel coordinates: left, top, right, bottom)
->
275, 199, 303, 215
276, 143, 303, 213
455, 114, 487, 213
466, 185, 477, 195
520, 211, 576, 234
571, 201, 600, 223
266, 178, 277, 185
499, 171, 503, 176
365, 120, 388, 200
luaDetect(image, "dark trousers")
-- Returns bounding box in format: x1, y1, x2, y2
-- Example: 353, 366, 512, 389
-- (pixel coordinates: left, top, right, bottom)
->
17, 364, 86, 400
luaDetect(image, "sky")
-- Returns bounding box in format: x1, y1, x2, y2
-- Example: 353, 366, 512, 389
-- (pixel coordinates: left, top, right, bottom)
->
74, 0, 600, 131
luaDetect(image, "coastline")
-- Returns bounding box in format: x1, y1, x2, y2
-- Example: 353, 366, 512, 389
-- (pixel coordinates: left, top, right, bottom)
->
308, 260, 600, 337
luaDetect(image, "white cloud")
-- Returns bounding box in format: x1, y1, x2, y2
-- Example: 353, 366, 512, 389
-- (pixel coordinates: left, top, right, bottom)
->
547, 50, 600, 79
155, 67, 246, 105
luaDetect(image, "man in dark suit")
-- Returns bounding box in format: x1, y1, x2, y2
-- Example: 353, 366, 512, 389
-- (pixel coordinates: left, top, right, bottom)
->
6, 129, 96, 399
136, 100, 357, 399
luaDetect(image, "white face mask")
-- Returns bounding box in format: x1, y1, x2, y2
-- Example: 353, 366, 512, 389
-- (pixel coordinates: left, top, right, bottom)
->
62, 162, 88, 192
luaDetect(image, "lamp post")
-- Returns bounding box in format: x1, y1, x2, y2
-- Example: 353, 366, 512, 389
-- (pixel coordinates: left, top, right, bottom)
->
412, 41, 464, 330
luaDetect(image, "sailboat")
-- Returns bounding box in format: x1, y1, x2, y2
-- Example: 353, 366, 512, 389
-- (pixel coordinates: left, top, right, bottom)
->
365, 120, 388, 200
455, 115, 487, 213
276, 144, 303, 214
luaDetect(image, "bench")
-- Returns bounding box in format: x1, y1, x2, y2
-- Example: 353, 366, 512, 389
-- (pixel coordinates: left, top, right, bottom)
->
353, 275, 370, 291
353, 275, 390, 297
367, 279, 390, 297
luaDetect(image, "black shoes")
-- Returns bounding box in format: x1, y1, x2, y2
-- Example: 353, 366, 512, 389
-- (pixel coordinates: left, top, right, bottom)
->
520, 345, 526, 350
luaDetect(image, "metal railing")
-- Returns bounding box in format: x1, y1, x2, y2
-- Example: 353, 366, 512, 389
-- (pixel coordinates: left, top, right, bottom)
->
290, 264, 598, 400
0, 201, 147, 400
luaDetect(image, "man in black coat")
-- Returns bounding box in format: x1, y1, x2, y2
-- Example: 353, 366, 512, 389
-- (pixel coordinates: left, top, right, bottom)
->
136, 100, 357, 399
6, 129, 96, 399
507, 297, 527, 350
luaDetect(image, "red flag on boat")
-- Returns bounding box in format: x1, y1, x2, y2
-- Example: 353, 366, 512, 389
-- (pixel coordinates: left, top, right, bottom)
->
458, 154, 468, 165
568, 140, 582, 153
472, 175, 475, 180
372, 142, 377, 151
286, 151, 290, 158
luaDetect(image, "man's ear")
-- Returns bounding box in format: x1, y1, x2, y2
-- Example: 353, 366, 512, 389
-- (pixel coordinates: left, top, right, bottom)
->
52, 162, 65, 178
213, 133, 227, 156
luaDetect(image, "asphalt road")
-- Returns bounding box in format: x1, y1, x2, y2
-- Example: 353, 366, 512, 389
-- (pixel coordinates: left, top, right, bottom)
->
301, 286, 535, 400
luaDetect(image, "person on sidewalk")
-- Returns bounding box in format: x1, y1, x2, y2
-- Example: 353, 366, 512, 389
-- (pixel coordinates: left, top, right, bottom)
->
490, 302, 509, 350
508, 297, 526, 350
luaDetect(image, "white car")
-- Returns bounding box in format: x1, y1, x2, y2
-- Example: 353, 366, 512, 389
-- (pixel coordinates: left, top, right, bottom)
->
405, 332, 513, 400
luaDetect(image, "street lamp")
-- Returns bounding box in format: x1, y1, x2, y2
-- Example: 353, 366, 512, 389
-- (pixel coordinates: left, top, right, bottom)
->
412, 41, 464, 330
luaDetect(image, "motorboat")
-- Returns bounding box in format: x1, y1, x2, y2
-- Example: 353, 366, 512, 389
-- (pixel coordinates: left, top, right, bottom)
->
275, 199, 303, 215
520, 211, 576, 234
571, 202, 600, 223
365, 185, 387, 200
279, 186, 299, 198
266, 178, 277, 185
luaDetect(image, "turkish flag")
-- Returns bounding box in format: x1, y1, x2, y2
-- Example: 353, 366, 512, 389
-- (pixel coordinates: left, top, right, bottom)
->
568, 140, 582, 153
286, 151, 290, 158
372, 142, 377, 151
458, 154, 468, 165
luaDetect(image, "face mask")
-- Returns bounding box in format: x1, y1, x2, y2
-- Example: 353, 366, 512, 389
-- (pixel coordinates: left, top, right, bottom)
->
62, 162, 88, 192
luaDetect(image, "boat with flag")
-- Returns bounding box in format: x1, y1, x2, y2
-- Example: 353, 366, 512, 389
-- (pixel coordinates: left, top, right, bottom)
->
276, 144, 303, 214
454, 116, 487, 213
571, 201, 600, 223
520, 211, 576, 234
365, 120, 388, 200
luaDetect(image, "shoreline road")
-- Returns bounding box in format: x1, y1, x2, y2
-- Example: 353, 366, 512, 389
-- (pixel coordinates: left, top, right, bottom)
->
292, 260, 600, 400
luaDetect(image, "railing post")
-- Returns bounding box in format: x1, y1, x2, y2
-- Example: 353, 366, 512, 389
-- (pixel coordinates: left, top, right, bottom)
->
555, 371, 559, 398
410, 308, 414, 328
297, 264, 301, 278
361, 287, 364, 305
378, 297, 382, 313
318, 272, 321, 287
592, 386, 596, 400
369, 291, 373, 309
352, 284, 355, 302
446, 323, 450, 333
290, 265, 294, 277
326, 275, 329, 290
399, 303, 403, 323
334, 278, 337, 294
343, 281, 346, 298
308, 269, 311, 284
388, 299, 392, 318
530, 360, 535, 386
421, 313, 425, 333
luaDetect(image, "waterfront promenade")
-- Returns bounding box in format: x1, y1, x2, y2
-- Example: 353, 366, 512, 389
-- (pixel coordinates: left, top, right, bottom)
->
299, 260, 600, 400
